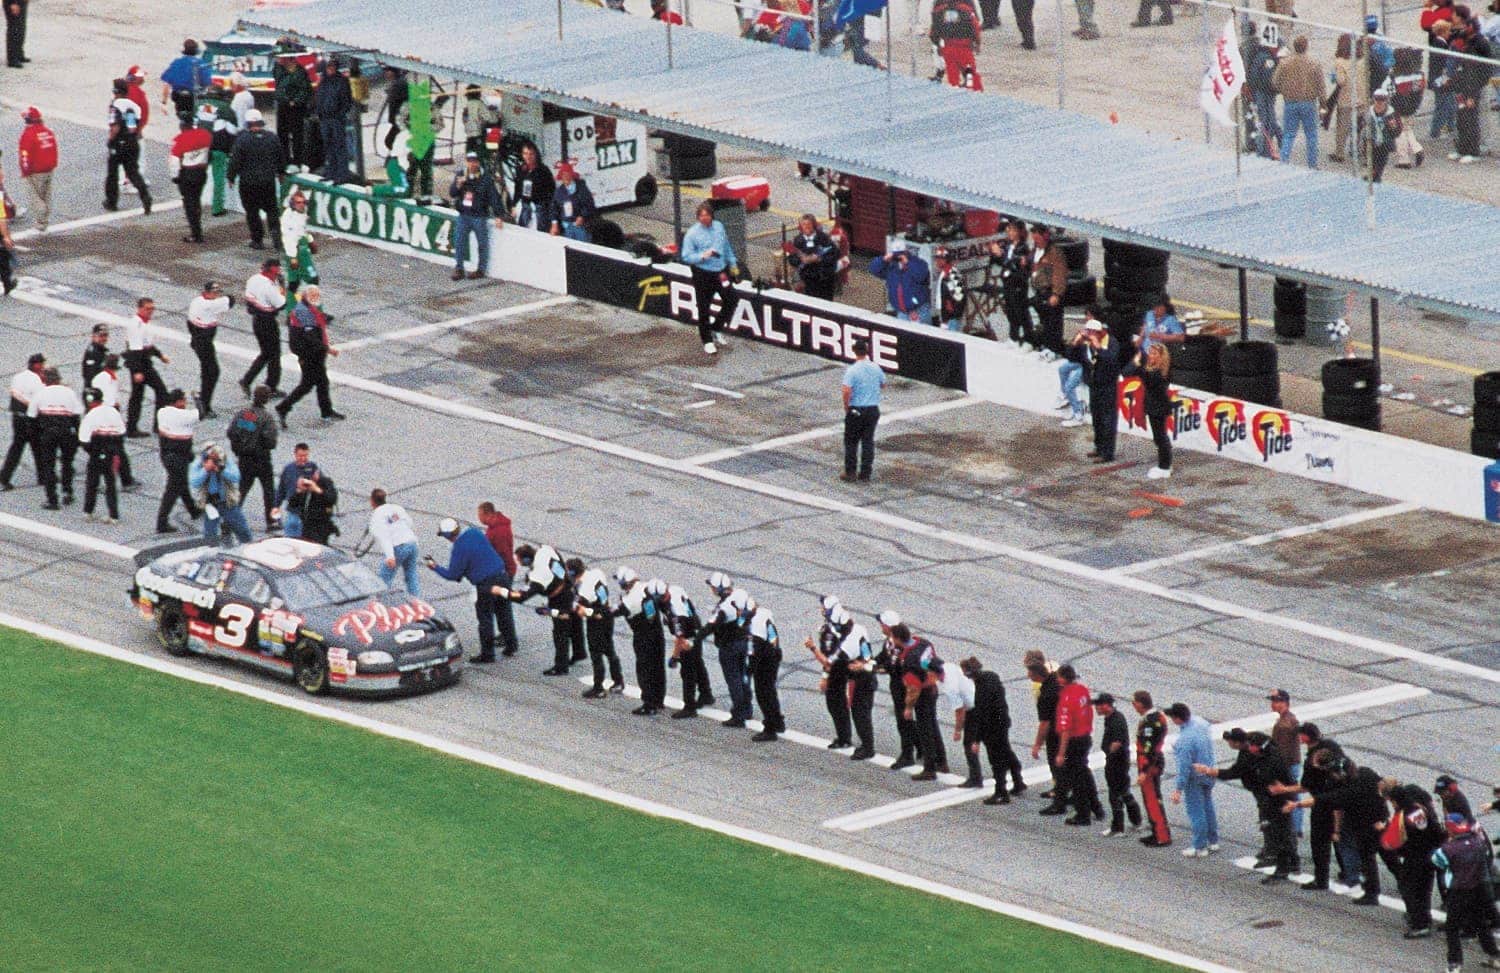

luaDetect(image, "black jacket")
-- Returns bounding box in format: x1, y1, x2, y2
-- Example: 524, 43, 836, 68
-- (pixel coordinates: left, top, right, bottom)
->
228, 129, 285, 186
511, 162, 555, 211
969, 670, 1011, 730
81, 344, 107, 389
450, 171, 503, 218
1100, 710, 1130, 761
1300, 738, 1345, 796
1088, 335, 1122, 396
313, 71, 353, 120
1317, 767, 1386, 831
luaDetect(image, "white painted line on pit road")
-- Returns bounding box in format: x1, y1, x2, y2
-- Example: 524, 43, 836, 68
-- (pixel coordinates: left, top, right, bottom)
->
682, 396, 984, 466
12, 288, 1500, 690
684, 400, 717, 410
0, 510, 140, 561
824, 684, 1432, 832
574, 675, 969, 784
689, 382, 745, 399
0, 609, 1239, 973
1231, 856, 1442, 921
335, 295, 575, 351
1109, 502, 1421, 577
10, 200, 185, 242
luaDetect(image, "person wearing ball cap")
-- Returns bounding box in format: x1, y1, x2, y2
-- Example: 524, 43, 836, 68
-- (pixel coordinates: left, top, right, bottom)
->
497, 541, 585, 676
613, 567, 667, 716
1433, 810, 1500, 972
427, 516, 509, 663
874, 608, 924, 770
547, 160, 596, 243
17, 105, 56, 232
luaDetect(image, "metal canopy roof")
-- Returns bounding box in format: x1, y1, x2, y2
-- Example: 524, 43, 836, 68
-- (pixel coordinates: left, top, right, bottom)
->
241, 0, 1500, 320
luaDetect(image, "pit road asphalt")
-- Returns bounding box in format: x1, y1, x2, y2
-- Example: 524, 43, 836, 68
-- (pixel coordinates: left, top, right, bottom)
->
2, 156, 1499, 971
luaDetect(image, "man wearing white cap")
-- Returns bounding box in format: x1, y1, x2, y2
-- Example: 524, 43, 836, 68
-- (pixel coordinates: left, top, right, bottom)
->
868, 240, 931, 324
425, 516, 508, 663
1058, 308, 1107, 428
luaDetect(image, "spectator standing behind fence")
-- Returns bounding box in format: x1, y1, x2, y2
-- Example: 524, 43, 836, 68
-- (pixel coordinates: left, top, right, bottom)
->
1330, 34, 1354, 163
1124, 343, 1173, 479
510, 142, 553, 230
1449, 16, 1493, 164
547, 162, 596, 243
869, 241, 931, 326
1028, 225, 1066, 359
273, 50, 312, 171
785, 214, 838, 301
314, 58, 354, 184
1428, 20, 1458, 140
1246, 24, 1283, 158
988, 221, 1034, 348
1274, 36, 1326, 168
1366, 90, 1401, 181
681, 202, 742, 355
1387, 48, 1426, 168
448, 152, 503, 282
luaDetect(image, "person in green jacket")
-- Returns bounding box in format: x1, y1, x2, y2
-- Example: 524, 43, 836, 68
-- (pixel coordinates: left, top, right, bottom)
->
272, 50, 312, 170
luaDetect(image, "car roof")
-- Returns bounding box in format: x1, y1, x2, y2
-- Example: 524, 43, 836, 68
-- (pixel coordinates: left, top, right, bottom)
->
233, 538, 351, 574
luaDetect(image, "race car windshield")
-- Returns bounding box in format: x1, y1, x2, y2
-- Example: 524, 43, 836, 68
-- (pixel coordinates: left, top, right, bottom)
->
276, 562, 389, 607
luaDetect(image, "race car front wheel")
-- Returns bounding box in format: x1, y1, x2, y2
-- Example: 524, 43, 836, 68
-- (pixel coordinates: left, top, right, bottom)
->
156, 601, 191, 657
292, 640, 330, 695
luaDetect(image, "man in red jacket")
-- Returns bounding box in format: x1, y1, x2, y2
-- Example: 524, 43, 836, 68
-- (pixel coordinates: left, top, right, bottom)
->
16, 106, 54, 232
168, 115, 212, 243
124, 66, 150, 132
1053, 664, 1104, 826
477, 500, 520, 656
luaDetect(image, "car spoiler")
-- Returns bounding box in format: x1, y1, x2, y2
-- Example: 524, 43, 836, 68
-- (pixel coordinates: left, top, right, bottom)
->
132, 537, 220, 569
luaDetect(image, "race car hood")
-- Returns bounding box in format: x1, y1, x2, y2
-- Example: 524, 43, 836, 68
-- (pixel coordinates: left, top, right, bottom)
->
305, 592, 455, 656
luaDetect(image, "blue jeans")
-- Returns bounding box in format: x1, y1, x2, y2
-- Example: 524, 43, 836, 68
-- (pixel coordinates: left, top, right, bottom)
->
1059, 360, 1085, 416
718, 638, 752, 721
454, 213, 490, 272
897, 302, 931, 326
1280, 100, 1319, 168
1252, 89, 1280, 156
282, 509, 304, 538
319, 114, 350, 182
1288, 763, 1304, 835
378, 540, 422, 596
1429, 89, 1456, 138
560, 222, 591, 243
1335, 828, 1364, 885
203, 504, 253, 545
1181, 779, 1219, 850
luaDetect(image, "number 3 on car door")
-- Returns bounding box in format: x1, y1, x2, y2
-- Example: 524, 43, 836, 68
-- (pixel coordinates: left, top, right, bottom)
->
215, 603, 255, 648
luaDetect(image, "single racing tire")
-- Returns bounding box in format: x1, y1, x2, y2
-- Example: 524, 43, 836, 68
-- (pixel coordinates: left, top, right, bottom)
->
157, 600, 191, 657
293, 640, 330, 695
1220, 340, 1279, 378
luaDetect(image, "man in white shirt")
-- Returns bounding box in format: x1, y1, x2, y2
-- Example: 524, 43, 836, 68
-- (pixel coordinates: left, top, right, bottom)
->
229, 73, 255, 129
185, 281, 235, 419
367, 487, 421, 595
1, 351, 47, 490
239, 259, 287, 397
124, 297, 171, 438
937, 662, 980, 787
78, 387, 126, 522
27, 366, 83, 509
280, 189, 318, 297
154, 388, 200, 533
89, 352, 137, 490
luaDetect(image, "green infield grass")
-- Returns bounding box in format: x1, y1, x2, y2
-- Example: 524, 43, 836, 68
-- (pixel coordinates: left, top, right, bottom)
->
0, 627, 1182, 971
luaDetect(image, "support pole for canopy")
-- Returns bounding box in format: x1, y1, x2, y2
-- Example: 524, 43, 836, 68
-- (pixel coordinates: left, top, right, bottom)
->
1238, 268, 1250, 341
1369, 296, 1381, 372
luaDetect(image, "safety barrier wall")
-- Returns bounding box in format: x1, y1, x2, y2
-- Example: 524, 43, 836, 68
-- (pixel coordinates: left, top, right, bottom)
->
285, 183, 1492, 522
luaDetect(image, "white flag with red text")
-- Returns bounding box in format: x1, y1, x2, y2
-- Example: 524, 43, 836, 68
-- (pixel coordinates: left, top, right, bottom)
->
1199, 17, 1245, 127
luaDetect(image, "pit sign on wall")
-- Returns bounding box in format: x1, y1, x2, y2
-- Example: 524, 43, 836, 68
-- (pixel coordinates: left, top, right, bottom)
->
281, 176, 455, 257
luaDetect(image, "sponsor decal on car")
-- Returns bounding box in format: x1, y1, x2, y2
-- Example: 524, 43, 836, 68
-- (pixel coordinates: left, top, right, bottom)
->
135, 567, 216, 610
327, 646, 354, 683
332, 598, 437, 646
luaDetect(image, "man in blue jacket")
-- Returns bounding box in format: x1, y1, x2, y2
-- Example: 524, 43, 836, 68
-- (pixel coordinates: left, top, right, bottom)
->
160, 39, 211, 122
1168, 701, 1220, 857
188, 443, 252, 545
679, 201, 741, 355
426, 516, 508, 664
869, 242, 931, 324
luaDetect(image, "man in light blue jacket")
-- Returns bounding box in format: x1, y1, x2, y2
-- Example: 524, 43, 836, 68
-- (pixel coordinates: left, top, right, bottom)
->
680, 202, 741, 355
1167, 701, 1220, 857
189, 443, 252, 545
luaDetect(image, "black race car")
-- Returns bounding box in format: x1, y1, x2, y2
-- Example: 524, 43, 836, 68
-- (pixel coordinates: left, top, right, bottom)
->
129, 536, 463, 696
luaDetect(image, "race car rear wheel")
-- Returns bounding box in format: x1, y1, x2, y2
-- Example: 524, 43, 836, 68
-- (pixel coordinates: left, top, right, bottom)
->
156, 601, 191, 657
292, 640, 330, 695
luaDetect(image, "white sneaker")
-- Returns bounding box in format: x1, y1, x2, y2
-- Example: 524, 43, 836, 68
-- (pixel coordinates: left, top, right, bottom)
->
1061, 416, 1085, 428
1459, 155, 1477, 165
703, 341, 717, 355
1100, 826, 1124, 837
1146, 466, 1172, 479
1448, 151, 1462, 160
1207, 842, 1221, 853
1054, 395, 1069, 410
1182, 847, 1207, 858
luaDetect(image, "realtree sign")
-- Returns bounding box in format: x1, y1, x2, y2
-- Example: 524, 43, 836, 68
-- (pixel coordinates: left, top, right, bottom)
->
281, 176, 455, 256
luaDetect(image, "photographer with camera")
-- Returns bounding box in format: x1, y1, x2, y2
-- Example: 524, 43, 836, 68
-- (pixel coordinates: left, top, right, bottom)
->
189, 442, 252, 545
